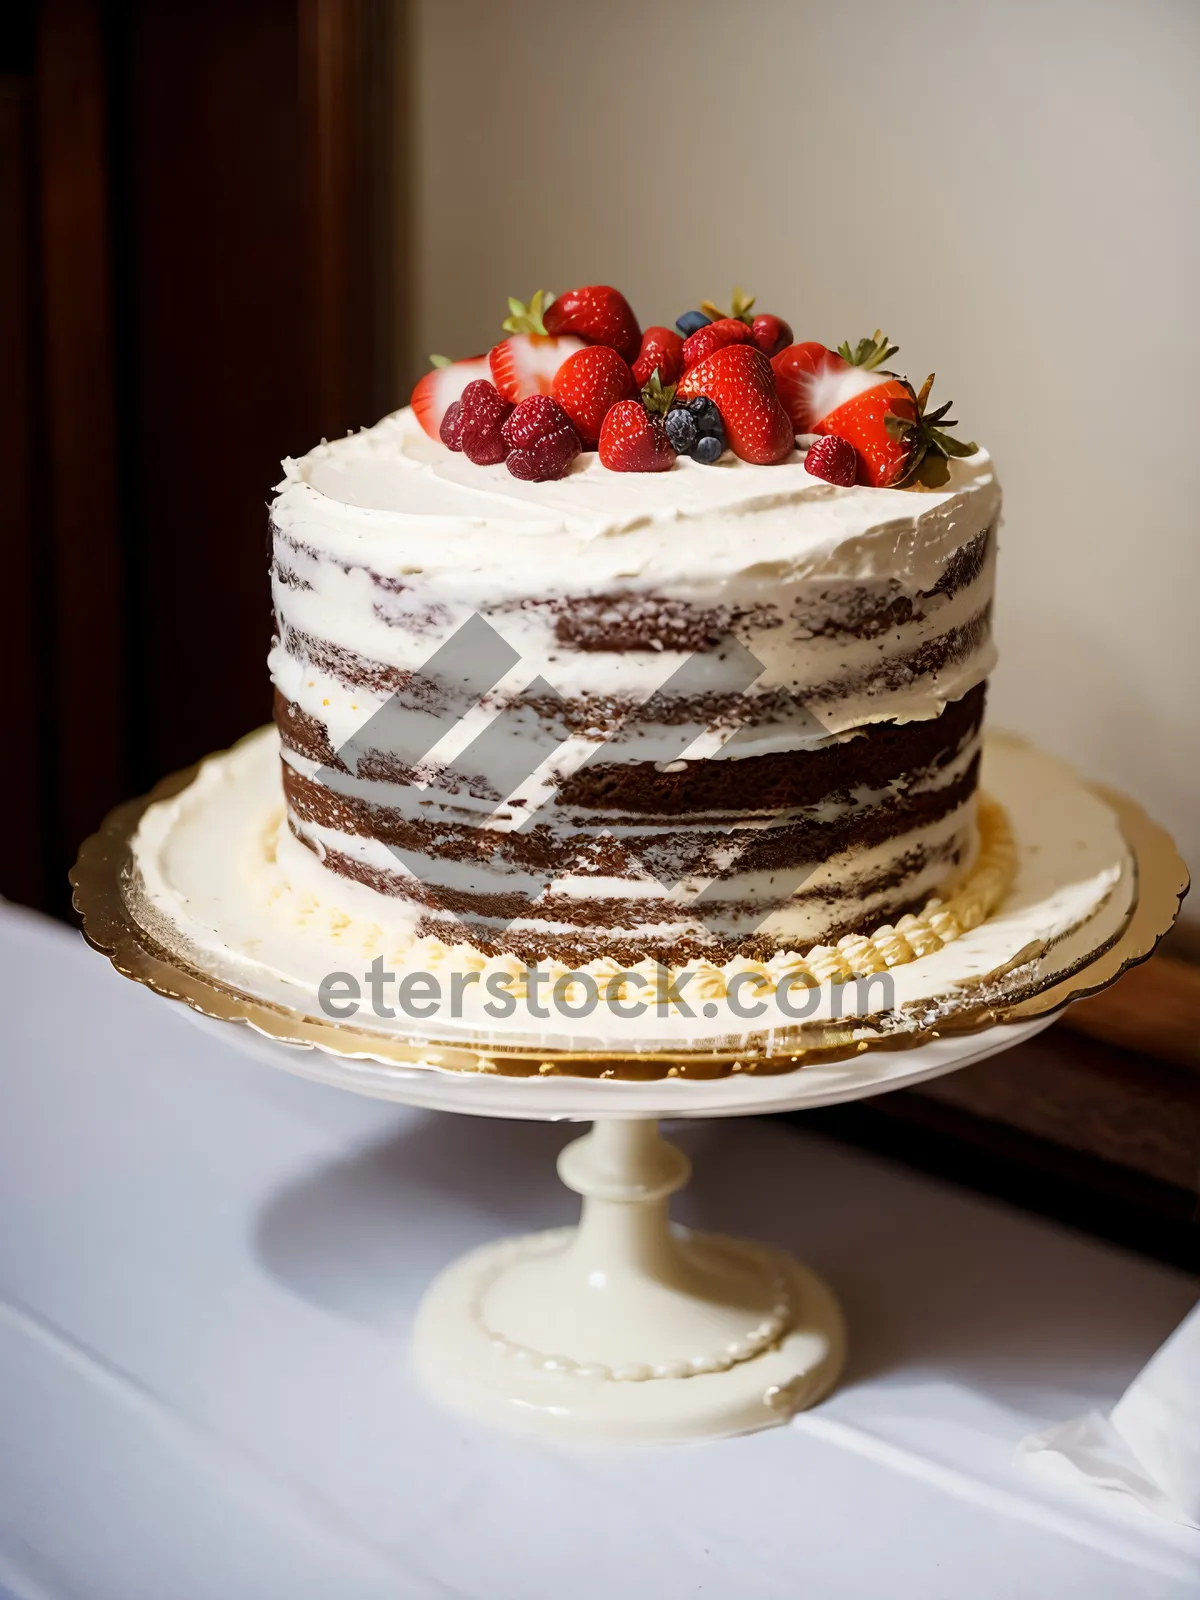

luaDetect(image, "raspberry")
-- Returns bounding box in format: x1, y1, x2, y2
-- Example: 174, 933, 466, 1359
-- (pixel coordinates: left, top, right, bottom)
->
501, 395, 581, 481
439, 399, 464, 450
457, 379, 514, 465
803, 433, 857, 486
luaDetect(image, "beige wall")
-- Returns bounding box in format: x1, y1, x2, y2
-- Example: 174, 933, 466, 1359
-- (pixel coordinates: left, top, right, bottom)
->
405, 0, 1200, 894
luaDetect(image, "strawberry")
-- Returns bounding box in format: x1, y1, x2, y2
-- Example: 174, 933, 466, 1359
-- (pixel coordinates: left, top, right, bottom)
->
489, 333, 585, 403
699, 288, 790, 357
501, 395, 581, 481
771, 342, 859, 434
543, 285, 641, 361
632, 325, 685, 388
411, 353, 491, 440
681, 317, 753, 371
803, 434, 857, 486
825, 371, 976, 488
749, 313, 792, 357
550, 346, 636, 447
598, 400, 677, 473
816, 373, 916, 487
675, 344, 793, 466
490, 290, 584, 401
456, 379, 514, 465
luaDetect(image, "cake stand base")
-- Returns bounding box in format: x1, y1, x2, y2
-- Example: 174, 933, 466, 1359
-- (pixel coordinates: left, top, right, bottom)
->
412, 1118, 844, 1442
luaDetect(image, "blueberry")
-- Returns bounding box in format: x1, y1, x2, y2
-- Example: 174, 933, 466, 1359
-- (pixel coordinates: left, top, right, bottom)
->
675, 310, 711, 337
686, 396, 709, 417
664, 407, 698, 454
694, 399, 724, 435
693, 433, 724, 464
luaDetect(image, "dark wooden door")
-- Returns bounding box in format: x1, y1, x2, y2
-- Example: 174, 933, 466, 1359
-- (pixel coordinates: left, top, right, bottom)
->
1, 0, 401, 914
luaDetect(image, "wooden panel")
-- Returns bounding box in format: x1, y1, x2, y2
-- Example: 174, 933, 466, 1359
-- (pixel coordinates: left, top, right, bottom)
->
34, 0, 127, 904
0, 68, 47, 907
118, 0, 307, 785
119, 0, 391, 788
800, 1023, 1200, 1270
1061, 952, 1200, 1073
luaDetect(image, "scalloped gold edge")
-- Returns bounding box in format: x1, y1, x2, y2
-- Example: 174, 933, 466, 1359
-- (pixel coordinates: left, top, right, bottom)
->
70, 734, 1189, 1082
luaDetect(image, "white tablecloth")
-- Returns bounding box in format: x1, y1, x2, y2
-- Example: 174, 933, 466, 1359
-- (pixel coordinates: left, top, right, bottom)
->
0, 904, 1196, 1599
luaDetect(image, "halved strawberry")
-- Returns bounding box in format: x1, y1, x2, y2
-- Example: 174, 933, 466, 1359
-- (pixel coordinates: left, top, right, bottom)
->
676, 344, 793, 465
771, 342, 859, 435
411, 354, 491, 440
490, 334, 586, 403
543, 285, 641, 360
489, 290, 584, 402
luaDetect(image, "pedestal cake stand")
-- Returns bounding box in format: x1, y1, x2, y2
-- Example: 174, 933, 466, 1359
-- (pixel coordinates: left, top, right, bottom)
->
71, 735, 1188, 1444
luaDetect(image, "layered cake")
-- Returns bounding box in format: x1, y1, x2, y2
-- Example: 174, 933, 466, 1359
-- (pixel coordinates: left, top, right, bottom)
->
269, 287, 998, 969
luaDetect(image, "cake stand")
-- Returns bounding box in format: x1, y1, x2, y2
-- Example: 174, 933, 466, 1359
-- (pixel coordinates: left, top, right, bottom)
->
71, 743, 1188, 1444
184, 1006, 1054, 1442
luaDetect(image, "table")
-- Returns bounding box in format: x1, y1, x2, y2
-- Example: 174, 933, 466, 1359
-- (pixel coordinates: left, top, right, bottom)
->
0, 904, 1196, 1599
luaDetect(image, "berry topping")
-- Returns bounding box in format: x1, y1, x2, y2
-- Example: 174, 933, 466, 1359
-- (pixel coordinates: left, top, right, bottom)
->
439, 400, 464, 450
665, 395, 727, 463
676, 345, 793, 465
774, 329, 974, 486
543, 285, 641, 361
632, 326, 686, 389
598, 400, 677, 473
411, 353, 491, 440
501, 395, 582, 481
803, 433, 857, 486
550, 345, 636, 447
675, 309, 711, 337
456, 379, 514, 465
749, 313, 793, 357
681, 317, 754, 371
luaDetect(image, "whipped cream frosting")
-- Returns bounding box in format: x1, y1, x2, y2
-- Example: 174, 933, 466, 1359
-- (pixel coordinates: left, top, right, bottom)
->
274, 406, 1000, 601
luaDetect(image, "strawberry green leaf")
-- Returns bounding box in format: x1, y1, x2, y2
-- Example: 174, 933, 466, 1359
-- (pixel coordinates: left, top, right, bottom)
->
501, 292, 551, 336
702, 287, 758, 325
929, 429, 978, 458
641, 369, 676, 415
429, 353, 453, 369
838, 331, 899, 370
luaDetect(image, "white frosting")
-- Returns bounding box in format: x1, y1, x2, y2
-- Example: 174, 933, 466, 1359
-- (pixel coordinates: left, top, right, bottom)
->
275, 408, 998, 595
